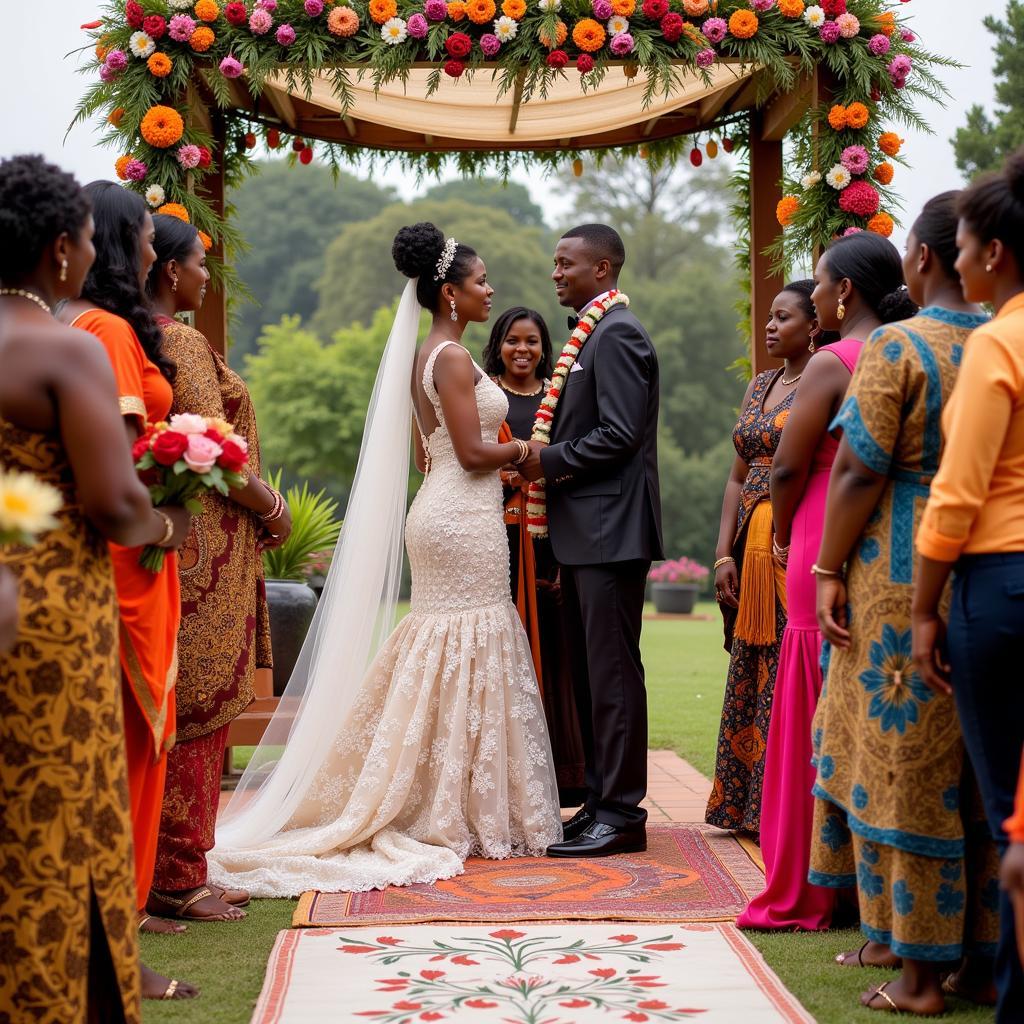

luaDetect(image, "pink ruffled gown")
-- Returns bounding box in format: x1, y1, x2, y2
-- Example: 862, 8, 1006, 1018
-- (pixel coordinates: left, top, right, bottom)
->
737, 339, 862, 931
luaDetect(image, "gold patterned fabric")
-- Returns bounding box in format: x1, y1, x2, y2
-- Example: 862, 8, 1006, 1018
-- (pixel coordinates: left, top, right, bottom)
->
159, 319, 271, 740
0, 419, 141, 1023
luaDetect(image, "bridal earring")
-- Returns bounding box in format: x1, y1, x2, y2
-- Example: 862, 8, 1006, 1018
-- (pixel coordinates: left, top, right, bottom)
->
172, 275, 178, 293
836, 299, 846, 321
449, 299, 458, 322
59, 258, 68, 283
808, 335, 816, 353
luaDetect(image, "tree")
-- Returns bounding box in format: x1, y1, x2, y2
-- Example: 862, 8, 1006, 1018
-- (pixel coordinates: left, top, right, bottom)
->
423, 178, 546, 226
952, 1, 1024, 177
229, 160, 395, 364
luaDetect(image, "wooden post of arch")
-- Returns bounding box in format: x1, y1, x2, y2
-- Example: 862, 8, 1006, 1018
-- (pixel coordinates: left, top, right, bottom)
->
193, 109, 228, 357
748, 110, 784, 376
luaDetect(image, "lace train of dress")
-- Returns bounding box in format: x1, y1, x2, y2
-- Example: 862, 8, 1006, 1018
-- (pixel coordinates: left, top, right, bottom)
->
207, 341, 562, 896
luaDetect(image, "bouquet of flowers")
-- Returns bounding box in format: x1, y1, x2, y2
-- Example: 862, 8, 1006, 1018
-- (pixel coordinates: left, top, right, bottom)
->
132, 413, 249, 571
0, 467, 62, 545
648, 556, 710, 585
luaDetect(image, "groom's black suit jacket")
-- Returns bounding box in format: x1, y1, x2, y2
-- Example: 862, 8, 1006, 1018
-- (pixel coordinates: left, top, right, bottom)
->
539, 303, 664, 567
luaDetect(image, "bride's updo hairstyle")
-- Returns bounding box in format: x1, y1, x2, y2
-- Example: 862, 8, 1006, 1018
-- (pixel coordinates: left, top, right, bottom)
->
392, 221, 479, 311
823, 231, 918, 324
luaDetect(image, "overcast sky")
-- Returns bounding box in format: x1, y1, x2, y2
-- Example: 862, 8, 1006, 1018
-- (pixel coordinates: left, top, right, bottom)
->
2, 1, 1007, 249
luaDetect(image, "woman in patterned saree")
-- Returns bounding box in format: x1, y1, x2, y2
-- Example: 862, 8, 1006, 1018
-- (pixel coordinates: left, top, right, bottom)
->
145, 214, 291, 923
812, 195, 998, 1015
705, 281, 819, 833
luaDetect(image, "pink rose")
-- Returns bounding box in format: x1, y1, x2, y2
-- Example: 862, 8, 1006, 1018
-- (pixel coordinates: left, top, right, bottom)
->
184, 434, 222, 473
169, 413, 209, 435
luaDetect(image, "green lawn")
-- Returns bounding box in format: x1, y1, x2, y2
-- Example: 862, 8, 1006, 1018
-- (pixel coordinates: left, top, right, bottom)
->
142, 603, 995, 1023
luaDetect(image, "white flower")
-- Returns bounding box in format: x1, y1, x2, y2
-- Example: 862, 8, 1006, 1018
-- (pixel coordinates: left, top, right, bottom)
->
825, 163, 852, 190
538, 0, 561, 10
607, 15, 629, 35
168, 413, 210, 436
0, 468, 62, 543
801, 170, 822, 189
381, 16, 408, 43
803, 4, 824, 26
128, 31, 155, 58
494, 14, 518, 39
145, 184, 166, 208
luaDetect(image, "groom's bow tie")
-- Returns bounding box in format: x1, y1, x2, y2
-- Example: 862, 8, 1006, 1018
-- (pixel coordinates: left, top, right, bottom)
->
567, 314, 580, 330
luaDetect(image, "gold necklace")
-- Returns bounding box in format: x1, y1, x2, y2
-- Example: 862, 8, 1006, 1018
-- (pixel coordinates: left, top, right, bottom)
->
780, 368, 802, 385
0, 288, 52, 315
497, 376, 543, 397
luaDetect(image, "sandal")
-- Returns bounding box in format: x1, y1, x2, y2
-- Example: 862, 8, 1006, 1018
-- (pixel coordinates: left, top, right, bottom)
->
836, 941, 869, 967
147, 886, 246, 922
210, 884, 251, 908
138, 911, 186, 935
865, 982, 902, 1015
163, 979, 180, 1000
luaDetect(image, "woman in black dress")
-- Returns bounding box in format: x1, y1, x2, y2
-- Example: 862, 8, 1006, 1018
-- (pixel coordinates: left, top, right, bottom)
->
483, 307, 585, 805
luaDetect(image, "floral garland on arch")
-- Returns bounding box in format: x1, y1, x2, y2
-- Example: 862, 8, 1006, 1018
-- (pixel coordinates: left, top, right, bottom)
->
526, 289, 629, 537
72, 0, 955, 281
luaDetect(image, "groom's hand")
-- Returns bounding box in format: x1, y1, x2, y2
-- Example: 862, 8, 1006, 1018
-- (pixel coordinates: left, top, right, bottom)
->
519, 440, 548, 482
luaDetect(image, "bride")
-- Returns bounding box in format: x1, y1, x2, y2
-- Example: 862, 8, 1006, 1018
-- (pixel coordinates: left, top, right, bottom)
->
207, 223, 562, 897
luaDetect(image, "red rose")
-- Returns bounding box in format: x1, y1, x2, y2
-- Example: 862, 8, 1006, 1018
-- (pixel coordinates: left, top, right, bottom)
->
197, 146, 212, 168
151, 430, 189, 467
218, 439, 248, 472
292, 137, 306, 152
445, 31, 472, 58
660, 11, 683, 40
143, 14, 166, 38
577, 53, 594, 73
125, 0, 144, 29
131, 434, 151, 462
822, 0, 845, 13
225, 1, 248, 25
546, 49, 568, 68
444, 59, 465, 77
643, 0, 668, 18
204, 427, 226, 443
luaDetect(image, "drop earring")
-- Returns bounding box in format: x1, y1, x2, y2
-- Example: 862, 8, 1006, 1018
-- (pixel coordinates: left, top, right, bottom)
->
836, 299, 846, 321
171, 276, 178, 293
59, 259, 68, 283
808, 336, 816, 354
449, 298, 458, 322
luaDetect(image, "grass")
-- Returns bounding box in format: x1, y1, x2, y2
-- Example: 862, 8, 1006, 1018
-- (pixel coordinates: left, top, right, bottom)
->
142, 603, 995, 1023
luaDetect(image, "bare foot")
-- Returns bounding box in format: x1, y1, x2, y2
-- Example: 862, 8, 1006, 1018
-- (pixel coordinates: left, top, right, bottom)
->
861, 976, 945, 1015
836, 940, 901, 969
148, 886, 247, 922
139, 912, 186, 935
942, 962, 998, 1006
141, 964, 199, 1000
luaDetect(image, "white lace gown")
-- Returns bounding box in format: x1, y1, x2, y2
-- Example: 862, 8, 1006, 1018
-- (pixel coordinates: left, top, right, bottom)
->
208, 341, 562, 896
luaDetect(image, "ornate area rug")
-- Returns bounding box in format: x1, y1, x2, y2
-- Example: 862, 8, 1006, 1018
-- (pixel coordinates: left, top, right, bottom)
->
292, 825, 764, 927
251, 923, 812, 1023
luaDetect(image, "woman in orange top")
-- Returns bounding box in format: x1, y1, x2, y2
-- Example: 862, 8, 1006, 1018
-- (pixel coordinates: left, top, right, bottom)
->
913, 149, 1024, 1022
59, 182, 197, 1001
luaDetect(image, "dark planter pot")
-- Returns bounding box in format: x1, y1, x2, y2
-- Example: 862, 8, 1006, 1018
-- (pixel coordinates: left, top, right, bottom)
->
265, 579, 319, 697
651, 581, 699, 615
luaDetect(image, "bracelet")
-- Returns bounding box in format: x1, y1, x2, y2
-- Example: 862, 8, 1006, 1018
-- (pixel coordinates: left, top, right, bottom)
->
809, 563, 843, 578
713, 556, 735, 571
258, 489, 284, 523
772, 538, 790, 559
512, 438, 529, 465
154, 509, 175, 547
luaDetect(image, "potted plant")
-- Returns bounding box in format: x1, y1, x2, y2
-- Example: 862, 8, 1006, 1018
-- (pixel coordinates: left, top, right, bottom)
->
648, 557, 710, 615
262, 472, 342, 696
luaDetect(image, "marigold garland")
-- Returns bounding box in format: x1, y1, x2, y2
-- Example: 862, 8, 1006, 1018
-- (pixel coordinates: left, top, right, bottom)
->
190, 26, 215, 51
147, 52, 173, 77
776, 195, 800, 227
572, 17, 606, 51
447, 1, 467, 20
195, 0, 219, 22
539, 19, 568, 46
872, 162, 894, 185
878, 132, 903, 156
778, 0, 804, 16
115, 154, 133, 180
157, 202, 190, 222
501, 0, 526, 18
867, 211, 894, 236
140, 104, 185, 148
728, 10, 758, 38
369, 0, 398, 23
827, 104, 848, 130
611, 0, 636, 16
466, 0, 497, 24
846, 101, 869, 129
198, 230, 213, 251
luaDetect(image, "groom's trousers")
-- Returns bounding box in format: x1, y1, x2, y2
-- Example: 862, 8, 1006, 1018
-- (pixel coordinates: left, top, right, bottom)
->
560, 558, 650, 829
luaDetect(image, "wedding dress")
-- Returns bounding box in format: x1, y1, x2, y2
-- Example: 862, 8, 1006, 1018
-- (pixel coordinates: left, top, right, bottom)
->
208, 318, 562, 897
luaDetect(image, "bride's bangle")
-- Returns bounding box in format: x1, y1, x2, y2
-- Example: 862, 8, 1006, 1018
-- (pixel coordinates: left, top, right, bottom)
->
511, 438, 529, 465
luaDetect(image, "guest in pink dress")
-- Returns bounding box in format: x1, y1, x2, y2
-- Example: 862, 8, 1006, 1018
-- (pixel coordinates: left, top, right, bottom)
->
738, 232, 917, 931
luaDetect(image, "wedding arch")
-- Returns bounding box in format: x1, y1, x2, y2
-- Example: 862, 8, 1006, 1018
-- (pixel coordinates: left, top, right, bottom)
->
76, 0, 952, 370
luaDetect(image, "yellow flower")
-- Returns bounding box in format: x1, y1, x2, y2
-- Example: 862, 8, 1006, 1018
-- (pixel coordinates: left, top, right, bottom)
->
0, 469, 62, 544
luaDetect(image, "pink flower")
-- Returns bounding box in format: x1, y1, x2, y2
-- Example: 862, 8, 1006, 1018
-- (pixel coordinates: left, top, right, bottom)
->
276, 22, 296, 44
125, 159, 147, 182
177, 144, 202, 169
702, 16, 727, 42
867, 32, 890, 55
168, 14, 196, 41
751, 0, 774, 10
696, 47, 715, 68
593, 0, 613, 18
888, 54, 911, 85
104, 49, 128, 72
220, 55, 245, 78
407, 12, 429, 36
250, 8, 273, 33
609, 30, 634, 54
258, 0, 278, 9
842, 226, 863, 236
900, 28, 914, 42
819, 19, 841, 42
99, 65, 117, 82
835, 11, 859, 36
184, 434, 223, 474
304, 0, 324, 15
169, 414, 210, 435
425, 0, 447, 18
838, 179, 881, 217
479, 31, 501, 54
840, 144, 869, 174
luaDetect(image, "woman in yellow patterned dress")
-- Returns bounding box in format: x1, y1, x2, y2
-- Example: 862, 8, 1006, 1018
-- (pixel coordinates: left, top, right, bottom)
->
812, 194, 999, 1015
0, 156, 192, 1019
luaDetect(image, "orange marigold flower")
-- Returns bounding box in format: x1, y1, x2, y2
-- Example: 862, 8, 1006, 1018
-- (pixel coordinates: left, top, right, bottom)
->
867, 212, 894, 237
776, 195, 800, 227
682, 22, 702, 42
140, 105, 185, 148
194, 0, 219, 22
572, 17, 606, 52
878, 132, 903, 157
827, 104, 848, 130
846, 102, 869, 129
108, 107, 126, 128
728, 9, 758, 38
328, 6, 359, 34
115, 155, 133, 181
872, 162, 894, 185
777, 0, 804, 16
157, 203, 190, 223
447, 0, 467, 18
198, 231, 213, 251
501, 0, 526, 18
190, 26, 215, 50
369, 0, 398, 22
95, 36, 111, 61
611, 0, 635, 15
539, 19, 568, 47
874, 11, 895, 36
466, 0, 496, 23
147, 52, 173, 78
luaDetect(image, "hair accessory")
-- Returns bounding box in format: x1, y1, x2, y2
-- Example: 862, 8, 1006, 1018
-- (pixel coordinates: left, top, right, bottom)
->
433, 237, 459, 281
836, 299, 846, 321
449, 298, 458, 322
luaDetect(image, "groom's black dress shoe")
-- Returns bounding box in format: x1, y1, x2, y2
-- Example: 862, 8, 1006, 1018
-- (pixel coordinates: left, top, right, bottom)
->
560, 807, 596, 842
546, 821, 647, 858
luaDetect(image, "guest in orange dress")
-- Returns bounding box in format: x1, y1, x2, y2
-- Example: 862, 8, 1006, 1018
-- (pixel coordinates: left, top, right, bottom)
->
58, 183, 195, 961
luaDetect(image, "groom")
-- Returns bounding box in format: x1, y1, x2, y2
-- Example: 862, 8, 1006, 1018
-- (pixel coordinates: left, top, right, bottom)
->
520, 224, 663, 857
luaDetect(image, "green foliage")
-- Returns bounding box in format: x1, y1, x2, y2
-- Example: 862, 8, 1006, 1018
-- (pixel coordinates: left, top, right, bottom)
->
260, 470, 343, 581
952, 1, 1024, 177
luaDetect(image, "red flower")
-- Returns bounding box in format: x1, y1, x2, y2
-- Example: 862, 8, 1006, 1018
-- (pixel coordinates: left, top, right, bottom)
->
225, 1, 248, 25
450, 953, 478, 965
125, 0, 144, 29
660, 11, 684, 41
218, 439, 248, 472
198, 146, 212, 168
151, 430, 188, 466
638, 1001, 671, 1010
546, 49, 568, 67
625, 1015, 650, 1022
489, 929, 526, 939
131, 435, 151, 462
445, 31, 472, 57
465, 999, 498, 1008
642, 942, 685, 951
838, 180, 881, 217
376, 936, 403, 946
642, 0, 668, 18
300, 146, 314, 165
560, 999, 591, 1008
444, 59, 465, 77
392, 1001, 422, 1011
590, 968, 616, 978
632, 980, 668, 987
610, 934, 638, 942
822, 0, 845, 13
554, 954, 580, 964
143, 14, 166, 39
340, 944, 378, 953
419, 1014, 444, 1021
576, 53, 594, 73
420, 970, 445, 980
